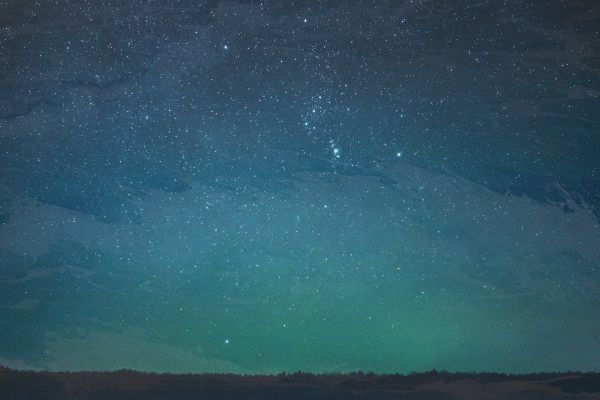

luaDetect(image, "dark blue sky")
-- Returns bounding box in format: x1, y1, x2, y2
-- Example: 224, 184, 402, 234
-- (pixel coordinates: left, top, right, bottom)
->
0, 0, 599, 373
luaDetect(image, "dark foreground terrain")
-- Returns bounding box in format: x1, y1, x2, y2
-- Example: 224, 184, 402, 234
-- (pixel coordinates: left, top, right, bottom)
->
2, 367, 600, 399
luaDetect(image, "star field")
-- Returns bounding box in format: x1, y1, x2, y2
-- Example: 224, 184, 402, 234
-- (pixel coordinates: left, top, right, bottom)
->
0, 0, 599, 374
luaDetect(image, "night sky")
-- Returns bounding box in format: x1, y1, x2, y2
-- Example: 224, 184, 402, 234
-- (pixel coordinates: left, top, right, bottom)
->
0, 0, 599, 374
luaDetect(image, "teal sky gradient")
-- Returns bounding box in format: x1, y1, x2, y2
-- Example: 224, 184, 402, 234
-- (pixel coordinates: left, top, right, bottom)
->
0, 0, 599, 373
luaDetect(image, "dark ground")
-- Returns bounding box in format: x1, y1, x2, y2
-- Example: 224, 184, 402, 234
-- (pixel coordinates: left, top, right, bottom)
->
2, 367, 600, 399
